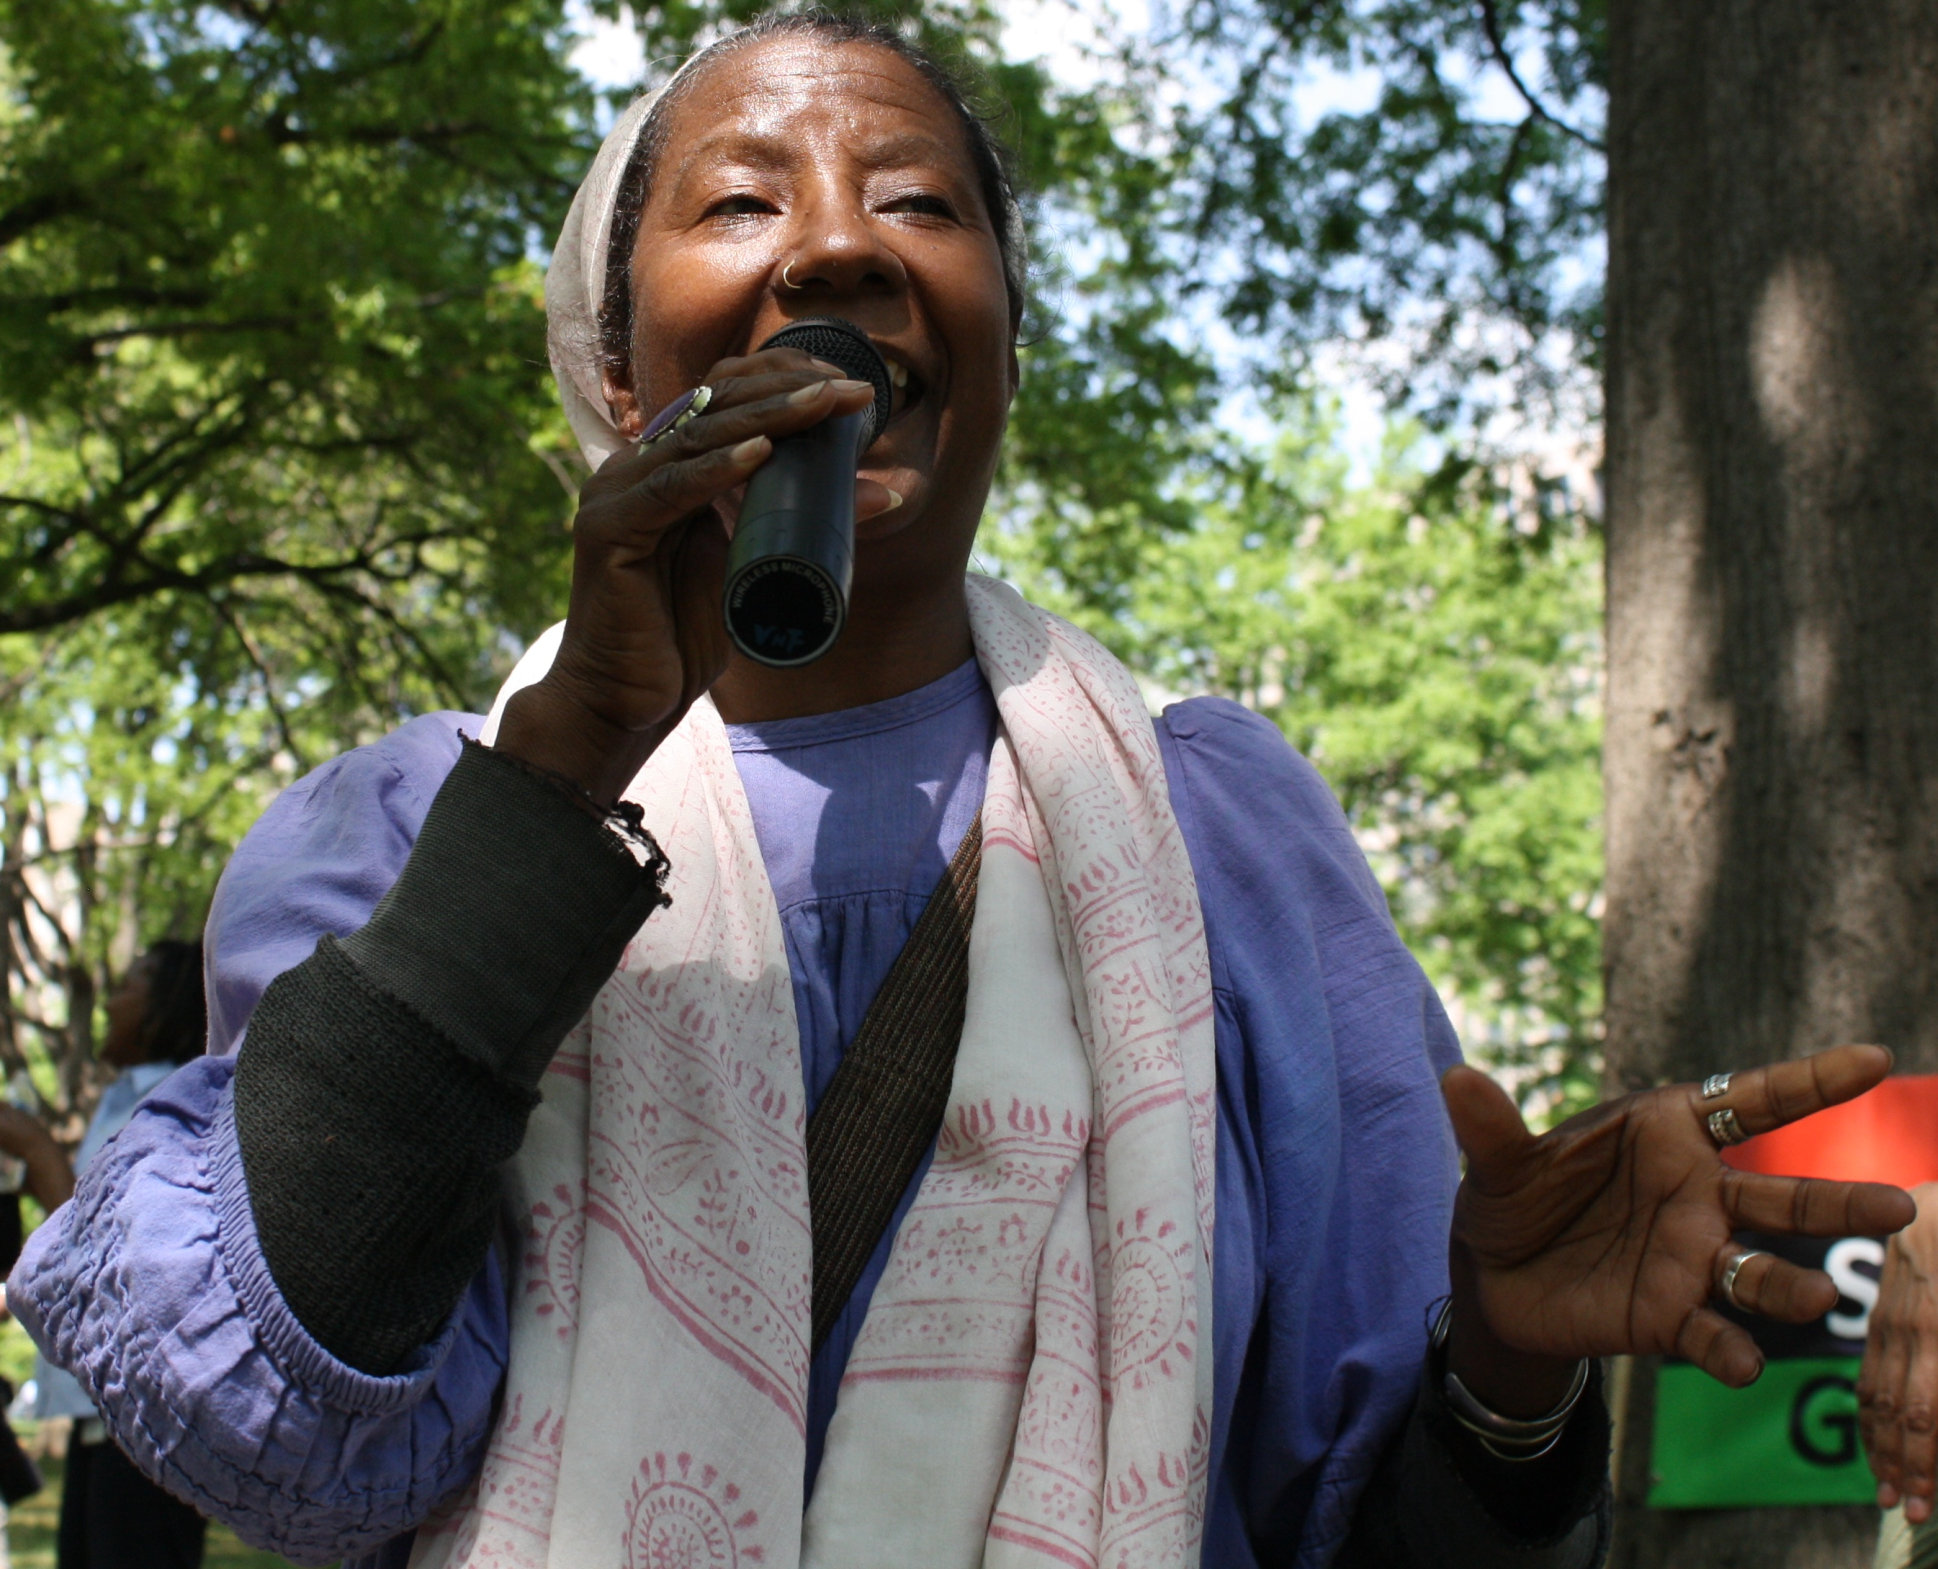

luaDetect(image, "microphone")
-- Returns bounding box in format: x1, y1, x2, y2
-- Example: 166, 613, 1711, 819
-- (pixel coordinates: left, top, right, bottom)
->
723, 318, 893, 667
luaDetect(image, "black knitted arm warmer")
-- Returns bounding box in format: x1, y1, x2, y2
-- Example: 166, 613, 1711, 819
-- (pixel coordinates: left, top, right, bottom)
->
1334, 1357, 1612, 1568
232, 741, 670, 1375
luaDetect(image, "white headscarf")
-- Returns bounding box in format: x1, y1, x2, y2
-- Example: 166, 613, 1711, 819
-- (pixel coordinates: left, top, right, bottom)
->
543, 86, 665, 469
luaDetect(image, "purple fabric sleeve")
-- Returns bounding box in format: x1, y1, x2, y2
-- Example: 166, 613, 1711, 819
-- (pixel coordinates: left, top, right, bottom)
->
8, 1054, 507, 1566
1159, 698, 1463, 1569
205, 711, 476, 1059
9, 712, 498, 1566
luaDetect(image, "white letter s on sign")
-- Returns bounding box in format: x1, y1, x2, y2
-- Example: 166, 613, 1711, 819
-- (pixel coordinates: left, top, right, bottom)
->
1825, 1237, 1883, 1341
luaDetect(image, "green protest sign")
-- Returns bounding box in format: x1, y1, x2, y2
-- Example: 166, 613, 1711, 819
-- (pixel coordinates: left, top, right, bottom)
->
1649, 1075, 1938, 1509
1651, 1358, 1869, 1508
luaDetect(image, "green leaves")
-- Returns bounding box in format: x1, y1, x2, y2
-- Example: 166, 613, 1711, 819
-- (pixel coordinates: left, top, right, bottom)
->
1, 0, 597, 1116
1160, 0, 1607, 421
972, 0, 1610, 1109
0, 0, 588, 687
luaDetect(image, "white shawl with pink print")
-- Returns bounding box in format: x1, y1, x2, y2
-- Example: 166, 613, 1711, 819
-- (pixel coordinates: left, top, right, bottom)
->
413, 575, 1213, 1569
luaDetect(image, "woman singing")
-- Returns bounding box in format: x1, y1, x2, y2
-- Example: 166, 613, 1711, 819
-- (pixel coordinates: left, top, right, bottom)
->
11, 13, 1914, 1568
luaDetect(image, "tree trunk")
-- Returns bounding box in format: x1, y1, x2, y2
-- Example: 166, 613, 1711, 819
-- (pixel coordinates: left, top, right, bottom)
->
1605, 0, 1938, 1563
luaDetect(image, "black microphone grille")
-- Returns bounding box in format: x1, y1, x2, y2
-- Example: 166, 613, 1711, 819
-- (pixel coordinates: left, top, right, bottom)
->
759, 318, 893, 443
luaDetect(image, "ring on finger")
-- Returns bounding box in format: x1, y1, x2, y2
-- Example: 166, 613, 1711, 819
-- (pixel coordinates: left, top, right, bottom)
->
1702, 1073, 1734, 1100
637, 384, 713, 447
1719, 1249, 1770, 1312
1707, 1106, 1751, 1147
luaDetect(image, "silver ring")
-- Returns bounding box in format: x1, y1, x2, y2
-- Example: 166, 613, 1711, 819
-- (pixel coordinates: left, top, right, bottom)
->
782, 260, 803, 291
1707, 1106, 1750, 1146
1702, 1073, 1733, 1100
636, 384, 712, 447
1719, 1249, 1769, 1311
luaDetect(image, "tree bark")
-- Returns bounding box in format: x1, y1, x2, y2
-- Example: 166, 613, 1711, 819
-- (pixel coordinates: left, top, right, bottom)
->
1605, 1, 1938, 1563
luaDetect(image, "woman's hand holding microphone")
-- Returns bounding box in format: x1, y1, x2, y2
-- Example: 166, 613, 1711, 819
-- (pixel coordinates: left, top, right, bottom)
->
494, 348, 888, 805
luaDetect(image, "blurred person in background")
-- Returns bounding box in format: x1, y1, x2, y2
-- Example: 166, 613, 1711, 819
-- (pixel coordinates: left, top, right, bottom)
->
0, 941, 207, 1569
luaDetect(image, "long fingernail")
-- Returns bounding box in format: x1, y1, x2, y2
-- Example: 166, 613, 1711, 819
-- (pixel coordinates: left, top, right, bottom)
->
833, 379, 872, 395
880, 488, 904, 512
810, 358, 844, 375
731, 437, 769, 462
788, 380, 828, 405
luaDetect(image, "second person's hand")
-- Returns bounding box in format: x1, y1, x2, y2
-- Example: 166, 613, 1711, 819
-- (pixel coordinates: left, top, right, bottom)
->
0, 1105, 73, 1212
1860, 1179, 1938, 1522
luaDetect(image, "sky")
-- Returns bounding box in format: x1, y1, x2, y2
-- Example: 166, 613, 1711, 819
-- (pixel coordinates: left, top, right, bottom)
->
567, 0, 1165, 101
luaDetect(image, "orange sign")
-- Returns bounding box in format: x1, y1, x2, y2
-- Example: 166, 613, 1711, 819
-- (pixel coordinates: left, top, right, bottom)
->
1722, 1072, 1938, 1186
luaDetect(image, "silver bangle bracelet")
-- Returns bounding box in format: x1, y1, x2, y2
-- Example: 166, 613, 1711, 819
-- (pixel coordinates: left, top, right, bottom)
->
1430, 1299, 1590, 1462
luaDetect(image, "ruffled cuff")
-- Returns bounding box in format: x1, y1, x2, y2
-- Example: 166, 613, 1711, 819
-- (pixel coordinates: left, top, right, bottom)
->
10, 1056, 506, 1565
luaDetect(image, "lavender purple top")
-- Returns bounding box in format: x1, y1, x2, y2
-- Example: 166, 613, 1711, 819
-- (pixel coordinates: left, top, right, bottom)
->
13, 662, 1464, 1567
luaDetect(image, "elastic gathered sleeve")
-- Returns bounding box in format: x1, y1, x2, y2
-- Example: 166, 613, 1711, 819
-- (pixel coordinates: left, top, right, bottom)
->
8, 1054, 508, 1567
8, 712, 502, 1563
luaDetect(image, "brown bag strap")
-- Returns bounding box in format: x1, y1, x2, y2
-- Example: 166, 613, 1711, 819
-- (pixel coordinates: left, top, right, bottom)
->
805, 814, 982, 1356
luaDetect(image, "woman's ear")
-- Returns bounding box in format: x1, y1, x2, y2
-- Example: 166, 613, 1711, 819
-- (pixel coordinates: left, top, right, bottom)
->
601, 366, 646, 441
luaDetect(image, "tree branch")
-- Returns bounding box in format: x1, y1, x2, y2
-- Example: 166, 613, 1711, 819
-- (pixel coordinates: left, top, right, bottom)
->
209, 597, 310, 772
0, 188, 89, 250
1475, 0, 1604, 153
265, 117, 493, 148
36, 284, 214, 315
0, 629, 64, 710
208, 0, 283, 28
1492, 116, 1535, 320
82, 314, 304, 349
0, 545, 361, 634
109, 401, 253, 503
0, 493, 84, 525
306, 572, 468, 706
